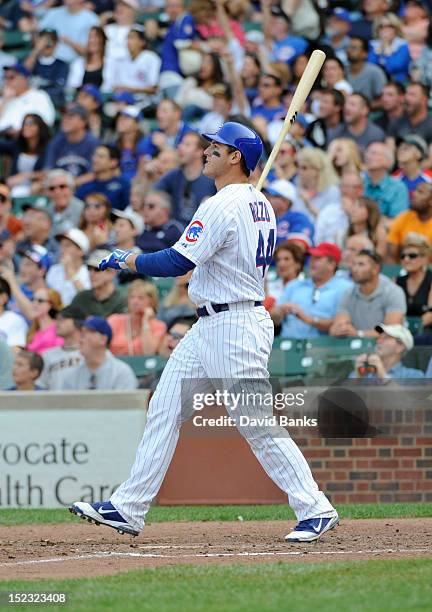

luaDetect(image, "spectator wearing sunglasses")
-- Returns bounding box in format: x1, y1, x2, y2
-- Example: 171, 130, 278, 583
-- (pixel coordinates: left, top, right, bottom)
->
272, 243, 352, 339
330, 249, 406, 338
45, 169, 84, 236
79, 193, 113, 252
137, 190, 189, 255
396, 233, 432, 324
387, 182, 432, 262
68, 249, 127, 318
26, 288, 63, 354
251, 73, 285, 124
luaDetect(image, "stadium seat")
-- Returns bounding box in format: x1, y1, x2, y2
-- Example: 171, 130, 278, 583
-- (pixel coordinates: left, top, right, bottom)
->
406, 317, 423, 335
118, 354, 167, 377
304, 336, 376, 355
381, 264, 402, 278
12, 195, 48, 216
152, 276, 174, 299
3, 30, 32, 51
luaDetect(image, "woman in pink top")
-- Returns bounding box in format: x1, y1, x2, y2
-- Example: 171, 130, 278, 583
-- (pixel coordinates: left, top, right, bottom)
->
108, 280, 166, 356
27, 288, 64, 354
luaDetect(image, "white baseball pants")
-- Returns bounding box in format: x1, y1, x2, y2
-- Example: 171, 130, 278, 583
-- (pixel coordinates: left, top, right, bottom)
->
110, 305, 335, 530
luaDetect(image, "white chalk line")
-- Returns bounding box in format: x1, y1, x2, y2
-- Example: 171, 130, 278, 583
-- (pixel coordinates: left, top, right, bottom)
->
1, 547, 431, 568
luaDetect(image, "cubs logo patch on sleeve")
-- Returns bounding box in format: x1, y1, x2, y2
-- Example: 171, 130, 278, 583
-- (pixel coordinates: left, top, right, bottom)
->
185, 220, 204, 243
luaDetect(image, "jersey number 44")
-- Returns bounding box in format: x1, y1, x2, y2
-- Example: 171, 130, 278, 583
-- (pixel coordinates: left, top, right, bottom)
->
256, 229, 275, 277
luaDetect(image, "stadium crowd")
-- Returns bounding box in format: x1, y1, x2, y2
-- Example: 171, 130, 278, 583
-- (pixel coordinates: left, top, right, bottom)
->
0, 0, 432, 390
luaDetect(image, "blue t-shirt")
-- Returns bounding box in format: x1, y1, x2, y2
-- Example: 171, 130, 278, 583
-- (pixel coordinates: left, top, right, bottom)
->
276, 210, 315, 245
33, 58, 69, 106
363, 173, 409, 218
137, 122, 194, 159
272, 35, 308, 64
45, 132, 100, 177
277, 276, 353, 339
155, 169, 216, 226
161, 13, 196, 74
76, 176, 130, 211
251, 104, 285, 123
393, 170, 432, 196
118, 146, 139, 182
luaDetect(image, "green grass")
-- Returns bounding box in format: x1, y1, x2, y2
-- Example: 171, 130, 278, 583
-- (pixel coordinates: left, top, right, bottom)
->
1, 559, 431, 611
1, 502, 431, 526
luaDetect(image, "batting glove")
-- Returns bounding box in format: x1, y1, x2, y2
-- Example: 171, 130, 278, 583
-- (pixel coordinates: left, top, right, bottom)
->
98, 249, 132, 271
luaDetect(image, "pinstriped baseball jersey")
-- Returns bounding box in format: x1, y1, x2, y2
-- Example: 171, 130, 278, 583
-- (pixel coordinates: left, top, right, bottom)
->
173, 183, 276, 306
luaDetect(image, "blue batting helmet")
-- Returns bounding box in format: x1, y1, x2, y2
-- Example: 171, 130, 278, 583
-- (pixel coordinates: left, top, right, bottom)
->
202, 122, 263, 172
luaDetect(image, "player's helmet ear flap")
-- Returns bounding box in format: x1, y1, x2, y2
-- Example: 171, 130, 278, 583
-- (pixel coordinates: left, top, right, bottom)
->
201, 121, 263, 172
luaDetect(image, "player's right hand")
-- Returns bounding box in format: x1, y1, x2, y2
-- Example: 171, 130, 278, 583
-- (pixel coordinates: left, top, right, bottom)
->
99, 249, 132, 271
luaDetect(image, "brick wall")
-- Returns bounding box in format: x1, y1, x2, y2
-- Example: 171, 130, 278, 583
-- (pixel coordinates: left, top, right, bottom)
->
300, 436, 432, 504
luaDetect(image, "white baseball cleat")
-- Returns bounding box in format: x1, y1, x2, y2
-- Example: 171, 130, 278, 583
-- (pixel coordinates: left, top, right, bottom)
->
285, 514, 339, 543
69, 501, 139, 537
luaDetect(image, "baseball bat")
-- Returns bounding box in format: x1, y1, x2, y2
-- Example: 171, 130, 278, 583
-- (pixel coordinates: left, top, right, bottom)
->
256, 49, 326, 192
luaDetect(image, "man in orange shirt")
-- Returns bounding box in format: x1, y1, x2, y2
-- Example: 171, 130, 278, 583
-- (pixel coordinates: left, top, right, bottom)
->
387, 182, 432, 262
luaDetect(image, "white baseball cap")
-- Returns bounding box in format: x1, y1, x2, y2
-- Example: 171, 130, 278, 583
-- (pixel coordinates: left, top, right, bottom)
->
119, 0, 139, 9
56, 228, 90, 255
265, 179, 297, 203
375, 324, 414, 351
111, 208, 144, 234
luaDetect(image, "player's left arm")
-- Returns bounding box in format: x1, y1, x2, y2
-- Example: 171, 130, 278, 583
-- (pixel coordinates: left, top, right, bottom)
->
99, 248, 195, 277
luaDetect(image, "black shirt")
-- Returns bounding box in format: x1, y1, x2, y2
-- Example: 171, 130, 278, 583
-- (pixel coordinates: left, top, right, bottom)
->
136, 220, 184, 254
396, 269, 432, 317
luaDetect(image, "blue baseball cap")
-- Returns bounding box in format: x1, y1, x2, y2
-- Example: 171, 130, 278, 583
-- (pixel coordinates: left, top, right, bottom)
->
112, 91, 136, 105
331, 8, 351, 23
23, 245, 52, 270
295, 114, 309, 129
4, 62, 30, 78
80, 316, 113, 344
80, 84, 103, 106
120, 105, 142, 120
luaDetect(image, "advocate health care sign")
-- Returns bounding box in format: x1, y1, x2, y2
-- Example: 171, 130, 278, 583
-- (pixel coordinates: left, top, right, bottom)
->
0, 391, 148, 508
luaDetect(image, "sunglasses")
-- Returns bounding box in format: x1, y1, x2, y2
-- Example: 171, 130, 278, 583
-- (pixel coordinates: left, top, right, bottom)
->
48, 184, 68, 191
401, 252, 420, 260
32, 297, 48, 304
23, 118, 37, 126
312, 288, 321, 304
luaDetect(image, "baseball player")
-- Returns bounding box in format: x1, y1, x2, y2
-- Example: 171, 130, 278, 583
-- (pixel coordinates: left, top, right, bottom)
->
70, 122, 338, 542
